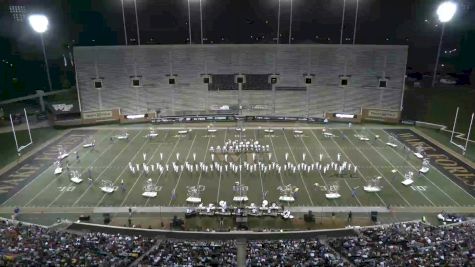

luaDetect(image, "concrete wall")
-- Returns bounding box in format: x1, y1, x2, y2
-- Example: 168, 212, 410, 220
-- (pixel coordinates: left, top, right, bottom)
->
74, 44, 407, 116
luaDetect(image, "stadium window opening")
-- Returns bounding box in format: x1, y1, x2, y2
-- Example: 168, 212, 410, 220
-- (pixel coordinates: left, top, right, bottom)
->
132, 79, 141, 87
340, 78, 348, 86
94, 80, 103, 89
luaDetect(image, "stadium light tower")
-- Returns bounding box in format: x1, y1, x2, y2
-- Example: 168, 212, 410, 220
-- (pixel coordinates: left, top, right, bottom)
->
432, 1, 457, 87
276, 0, 281, 44
352, 0, 358, 44
199, 0, 203, 45
28, 14, 52, 91
187, 0, 204, 44
340, 0, 346, 44
120, 0, 128, 45
134, 0, 141, 46
288, 0, 293, 44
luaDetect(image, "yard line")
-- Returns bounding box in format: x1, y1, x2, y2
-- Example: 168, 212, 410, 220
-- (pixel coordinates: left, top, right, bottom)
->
72, 130, 144, 206
25, 131, 113, 207
268, 131, 291, 187
360, 130, 437, 206
168, 133, 198, 206
374, 129, 464, 205
383, 128, 475, 203
310, 129, 382, 207
119, 131, 169, 206
216, 129, 228, 202
299, 132, 361, 207
195, 132, 213, 187
281, 129, 314, 206
336, 129, 412, 207
93, 130, 150, 207
252, 129, 265, 201
144, 132, 182, 207
2, 130, 100, 206
45, 130, 116, 207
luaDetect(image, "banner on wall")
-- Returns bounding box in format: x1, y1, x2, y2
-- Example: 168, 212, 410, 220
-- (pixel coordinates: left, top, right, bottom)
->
362, 108, 401, 123
81, 110, 114, 120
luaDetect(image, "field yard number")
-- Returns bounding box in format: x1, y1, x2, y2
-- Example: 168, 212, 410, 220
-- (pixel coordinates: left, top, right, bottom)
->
58, 186, 76, 192
319, 185, 338, 192
410, 185, 427, 192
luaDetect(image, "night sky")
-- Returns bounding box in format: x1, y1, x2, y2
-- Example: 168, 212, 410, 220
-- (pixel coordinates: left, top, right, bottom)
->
0, 0, 474, 98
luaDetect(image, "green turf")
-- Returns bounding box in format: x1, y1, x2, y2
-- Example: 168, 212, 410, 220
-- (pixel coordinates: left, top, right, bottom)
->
416, 126, 475, 163
2, 127, 474, 209
0, 127, 63, 169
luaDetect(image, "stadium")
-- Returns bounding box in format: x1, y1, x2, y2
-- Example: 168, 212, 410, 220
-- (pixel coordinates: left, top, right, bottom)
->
0, 0, 474, 266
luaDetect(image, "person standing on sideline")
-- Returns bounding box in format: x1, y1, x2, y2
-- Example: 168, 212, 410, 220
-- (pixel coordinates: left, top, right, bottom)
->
121, 179, 125, 192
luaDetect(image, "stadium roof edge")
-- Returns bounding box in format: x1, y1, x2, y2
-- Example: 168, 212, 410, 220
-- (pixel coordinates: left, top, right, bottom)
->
73, 44, 408, 50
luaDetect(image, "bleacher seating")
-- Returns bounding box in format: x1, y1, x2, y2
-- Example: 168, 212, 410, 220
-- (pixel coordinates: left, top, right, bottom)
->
75, 44, 406, 116
5, 218, 471, 266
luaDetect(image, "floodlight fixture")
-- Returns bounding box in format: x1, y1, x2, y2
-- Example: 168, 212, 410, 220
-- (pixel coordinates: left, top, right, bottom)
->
28, 14, 48, 33
437, 1, 457, 23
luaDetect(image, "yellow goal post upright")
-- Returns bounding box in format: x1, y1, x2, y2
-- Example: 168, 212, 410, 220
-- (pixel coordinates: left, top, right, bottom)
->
450, 107, 474, 156
9, 108, 33, 156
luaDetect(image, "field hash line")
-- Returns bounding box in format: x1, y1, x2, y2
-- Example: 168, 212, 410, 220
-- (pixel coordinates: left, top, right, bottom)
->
119, 131, 169, 207
144, 133, 182, 207
281, 129, 314, 206
26, 131, 114, 207
94, 130, 150, 207
338, 130, 412, 207
310, 129, 386, 207
168, 133, 198, 206
216, 129, 228, 202
72, 130, 144, 207
374, 129, 463, 206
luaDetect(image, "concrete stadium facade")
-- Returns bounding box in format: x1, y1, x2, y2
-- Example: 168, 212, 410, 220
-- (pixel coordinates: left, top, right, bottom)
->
74, 44, 407, 116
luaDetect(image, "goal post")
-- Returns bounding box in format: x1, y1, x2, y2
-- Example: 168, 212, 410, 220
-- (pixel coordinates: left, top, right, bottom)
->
9, 108, 33, 155
449, 107, 474, 155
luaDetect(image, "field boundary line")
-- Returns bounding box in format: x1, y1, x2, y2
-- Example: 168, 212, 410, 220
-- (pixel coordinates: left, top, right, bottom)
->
306, 130, 363, 207
268, 131, 294, 196
380, 129, 473, 203
144, 132, 182, 206
72, 130, 144, 206
310, 129, 387, 207
281, 129, 314, 206
119, 131, 169, 206
337, 130, 412, 207
216, 130, 228, 202
21, 130, 108, 207
194, 131, 213, 187
297, 133, 340, 206
252, 129, 265, 201
413, 128, 475, 167
168, 133, 198, 206
361, 130, 439, 206
0, 129, 71, 177
42, 130, 116, 207
93, 130, 150, 207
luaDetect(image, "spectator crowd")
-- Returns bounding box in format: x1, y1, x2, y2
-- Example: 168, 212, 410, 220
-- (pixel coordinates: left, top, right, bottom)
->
0, 219, 154, 266
138, 240, 237, 266
329, 221, 475, 267
1, 218, 474, 266
247, 239, 348, 266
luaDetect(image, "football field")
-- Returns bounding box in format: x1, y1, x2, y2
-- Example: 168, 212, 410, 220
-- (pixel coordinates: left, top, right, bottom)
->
1, 125, 475, 211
